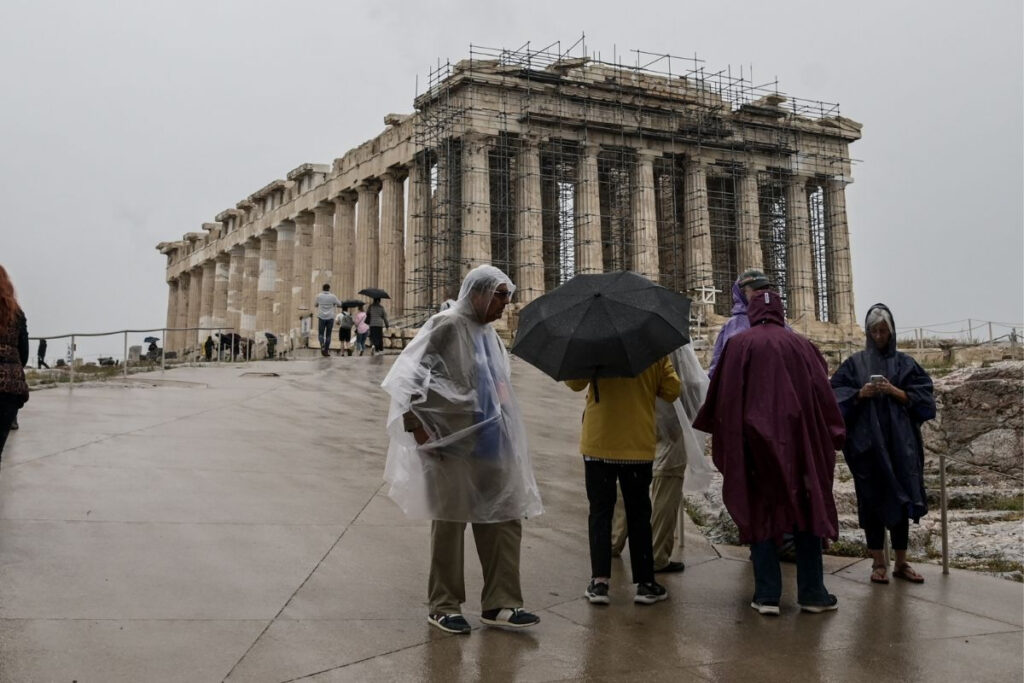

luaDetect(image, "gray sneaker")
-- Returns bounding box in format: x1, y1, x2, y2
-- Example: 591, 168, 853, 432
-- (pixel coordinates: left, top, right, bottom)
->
480, 608, 540, 628
427, 613, 471, 634
634, 581, 669, 604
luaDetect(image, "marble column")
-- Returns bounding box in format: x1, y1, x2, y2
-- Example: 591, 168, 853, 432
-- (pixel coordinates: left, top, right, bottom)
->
826, 179, 855, 325
293, 213, 314, 346
333, 192, 357, 299
516, 138, 545, 303
355, 179, 381, 291
186, 266, 202, 350
241, 238, 260, 338
211, 253, 230, 332
461, 132, 491, 273
736, 171, 763, 272
406, 157, 431, 314
575, 142, 603, 275
174, 272, 190, 353
274, 222, 295, 340
256, 231, 277, 341
633, 151, 659, 281
785, 177, 815, 321
165, 279, 179, 352
433, 146, 453, 303
684, 161, 713, 291
311, 203, 335, 298
199, 260, 215, 346
226, 245, 245, 333
379, 167, 407, 314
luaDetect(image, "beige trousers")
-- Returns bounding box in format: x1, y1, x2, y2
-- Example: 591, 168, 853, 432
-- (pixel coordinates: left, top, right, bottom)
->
611, 470, 685, 569
428, 519, 523, 615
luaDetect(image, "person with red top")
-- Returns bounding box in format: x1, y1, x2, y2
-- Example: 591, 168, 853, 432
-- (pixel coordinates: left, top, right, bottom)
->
0, 265, 29, 459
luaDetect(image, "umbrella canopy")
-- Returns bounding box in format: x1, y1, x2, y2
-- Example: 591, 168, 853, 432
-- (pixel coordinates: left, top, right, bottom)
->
511, 271, 690, 382
358, 287, 390, 300
143, 336, 160, 343
340, 299, 364, 308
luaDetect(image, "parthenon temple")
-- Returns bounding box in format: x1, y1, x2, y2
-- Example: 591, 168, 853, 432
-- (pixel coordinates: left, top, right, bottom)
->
158, 42, 862, 357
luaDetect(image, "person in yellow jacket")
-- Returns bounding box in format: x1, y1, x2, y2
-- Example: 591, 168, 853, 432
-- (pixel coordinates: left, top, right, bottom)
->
566, 356, 681, 605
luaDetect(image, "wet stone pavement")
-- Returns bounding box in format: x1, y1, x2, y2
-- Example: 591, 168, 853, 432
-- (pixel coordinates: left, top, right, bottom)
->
0, 357, 1020, 682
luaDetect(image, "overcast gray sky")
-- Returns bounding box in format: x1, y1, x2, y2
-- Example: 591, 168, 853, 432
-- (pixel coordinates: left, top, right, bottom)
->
1, 0, 1021, 359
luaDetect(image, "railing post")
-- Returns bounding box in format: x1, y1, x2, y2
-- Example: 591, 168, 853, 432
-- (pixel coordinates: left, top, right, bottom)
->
161, 329, 166, 371
217, 329, 222, 362
940, 453, 949, 575
123, 331, 129, 377
69, 334, 75, 390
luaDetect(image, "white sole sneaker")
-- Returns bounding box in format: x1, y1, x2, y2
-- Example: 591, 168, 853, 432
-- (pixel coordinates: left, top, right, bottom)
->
634, 591, 669, 605
750, 601, 781, 616
798, 602, 839, 613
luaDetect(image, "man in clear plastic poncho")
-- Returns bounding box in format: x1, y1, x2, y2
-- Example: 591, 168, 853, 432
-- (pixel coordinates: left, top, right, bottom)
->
381, 265, 543, 635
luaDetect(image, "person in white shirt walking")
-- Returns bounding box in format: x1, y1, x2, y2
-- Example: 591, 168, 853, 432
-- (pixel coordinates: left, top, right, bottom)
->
314, 284, 343, 357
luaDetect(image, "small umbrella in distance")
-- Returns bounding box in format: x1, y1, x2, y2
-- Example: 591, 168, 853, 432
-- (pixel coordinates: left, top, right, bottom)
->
358, 287, 390, 300
510, 271, 690, 400
340, 299, 364, 308
143, 336, 160, 343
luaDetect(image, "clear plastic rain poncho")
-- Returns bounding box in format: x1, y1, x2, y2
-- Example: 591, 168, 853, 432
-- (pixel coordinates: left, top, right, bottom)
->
655, 345, 716, 493
381, 265, 544, 522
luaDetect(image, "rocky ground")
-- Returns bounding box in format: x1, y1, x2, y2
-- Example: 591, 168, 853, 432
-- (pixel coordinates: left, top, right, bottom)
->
686, 361, 1023, 582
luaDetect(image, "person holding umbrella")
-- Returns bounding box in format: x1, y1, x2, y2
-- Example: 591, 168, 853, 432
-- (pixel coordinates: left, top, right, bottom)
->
366, 297, 389, 355
381, 265, 543, 634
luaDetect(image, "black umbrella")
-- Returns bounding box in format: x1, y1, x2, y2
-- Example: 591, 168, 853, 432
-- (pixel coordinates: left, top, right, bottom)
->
358, 287, 390, 300
340, 299, 364, 308
143, 336, 160, 343
511, 271, 690, 400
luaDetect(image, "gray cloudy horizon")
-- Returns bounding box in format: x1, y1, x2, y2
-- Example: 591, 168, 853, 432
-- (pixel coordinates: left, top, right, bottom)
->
1, 0, 1021, 360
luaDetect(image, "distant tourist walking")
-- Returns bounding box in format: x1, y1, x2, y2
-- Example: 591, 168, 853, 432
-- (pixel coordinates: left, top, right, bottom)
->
381, 265, 543, 635
694, 289, 845, 616
567, 354, 681, 606
336, 308, 354, 356
314, 284, 343, 357
37, 338, 48, 369
0, 265, 29, 459
353, 304, 368, 356
831, 304, 936, 585
367, 298, 389, 355
203, 335, 214, 362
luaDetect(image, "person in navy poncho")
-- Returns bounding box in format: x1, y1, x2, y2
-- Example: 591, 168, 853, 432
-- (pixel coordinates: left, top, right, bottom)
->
830, 303, 935, 584
694, 289, 845, 615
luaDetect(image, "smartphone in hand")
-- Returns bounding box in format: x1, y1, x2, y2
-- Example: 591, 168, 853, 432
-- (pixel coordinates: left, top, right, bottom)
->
869, 374, 886, 384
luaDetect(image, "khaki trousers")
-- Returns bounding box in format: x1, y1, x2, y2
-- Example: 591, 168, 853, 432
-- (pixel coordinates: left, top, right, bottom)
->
611, 470, 685, 569
428, 519, 523, 615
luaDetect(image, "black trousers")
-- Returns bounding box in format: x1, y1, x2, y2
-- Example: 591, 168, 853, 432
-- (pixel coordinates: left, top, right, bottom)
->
0, 396, 21, 461
863, 510, 909, 551
585, 459, 655, 584
369, 326, 384, 351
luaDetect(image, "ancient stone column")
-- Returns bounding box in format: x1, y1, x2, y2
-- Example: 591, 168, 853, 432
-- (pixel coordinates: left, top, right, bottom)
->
785, 177, 816, 322
633, 151, 659, 281
293, 213, 314, 346
826, 179, 856, 325
684, 161, 713, 291
199, 260, 216, 346
406, 156, 431, 315
274, 222, 295, 341
256, 230, 278, 344
575, 142, 603, 275
516, 138, 545, 303
355, 179, 381, 291
379, 167, 407, 314
226, 245, 245, 334
333, 192, 357, 299
433, 146, 454, 302
165, 278, 179, 352
186, 266, 202, 351
736, 171, 764, 272
174, 271, 190, 353
461, 132, 491, 272
211, 253, 230, 332
311, 203, 335, 299
241, 238, 260, 339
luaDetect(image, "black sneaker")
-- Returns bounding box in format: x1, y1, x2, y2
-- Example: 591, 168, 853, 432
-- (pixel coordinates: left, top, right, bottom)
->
584, 580, 610, 605
9, 420, 18, 430
798, 594, 839, 613
480, 607, 540, 628
634, 581, 668, 604
427, 613, 471, 634
750, 600, 781, 616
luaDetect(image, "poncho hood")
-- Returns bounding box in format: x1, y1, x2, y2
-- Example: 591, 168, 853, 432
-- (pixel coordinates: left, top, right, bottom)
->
747, 289, 786, 327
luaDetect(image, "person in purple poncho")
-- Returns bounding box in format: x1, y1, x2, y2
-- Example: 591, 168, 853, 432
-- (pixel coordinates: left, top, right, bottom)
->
708, 269, 772, 378
694, 289, 846, 616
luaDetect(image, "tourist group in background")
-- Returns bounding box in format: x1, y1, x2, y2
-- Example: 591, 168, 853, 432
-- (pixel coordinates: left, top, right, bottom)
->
381, 263, 936, 634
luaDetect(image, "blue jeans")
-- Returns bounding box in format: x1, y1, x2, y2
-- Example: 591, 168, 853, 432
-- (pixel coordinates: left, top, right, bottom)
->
317, 318, 334, 352
750, 530, 830, 604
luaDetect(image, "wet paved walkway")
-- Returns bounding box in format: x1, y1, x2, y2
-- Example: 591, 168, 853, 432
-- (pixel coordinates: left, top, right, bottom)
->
1, 358, 1020, 682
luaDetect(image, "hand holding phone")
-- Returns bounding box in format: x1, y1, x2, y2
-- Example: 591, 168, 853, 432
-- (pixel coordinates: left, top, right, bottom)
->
869, 374, 886, 385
